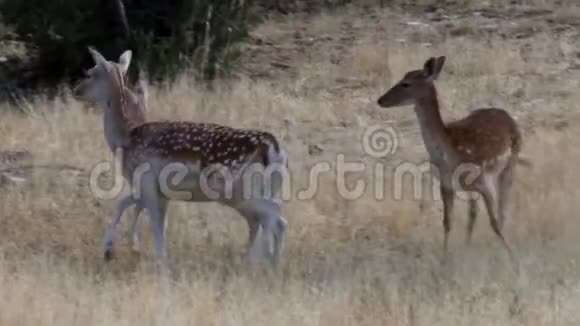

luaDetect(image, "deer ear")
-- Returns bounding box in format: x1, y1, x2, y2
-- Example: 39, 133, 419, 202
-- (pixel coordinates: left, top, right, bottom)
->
118, 50, 132, 75
423, 57, 436, 75
434, 56, 446, 77
88, 46, 107, 66
423, 56, 446, 80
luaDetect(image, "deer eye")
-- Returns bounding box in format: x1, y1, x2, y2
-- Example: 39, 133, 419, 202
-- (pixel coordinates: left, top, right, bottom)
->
400, 82, 411, 88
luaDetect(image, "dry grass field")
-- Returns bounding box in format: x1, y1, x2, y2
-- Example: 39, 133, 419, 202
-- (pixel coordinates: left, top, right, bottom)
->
1, 2, 580, 325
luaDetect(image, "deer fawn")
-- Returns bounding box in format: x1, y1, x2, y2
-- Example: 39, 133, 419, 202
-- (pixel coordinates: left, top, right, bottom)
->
74, 47, 288, 271
377, 56, 530, 262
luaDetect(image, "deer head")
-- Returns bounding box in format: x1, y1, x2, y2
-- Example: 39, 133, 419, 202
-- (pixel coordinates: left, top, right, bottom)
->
377, 56, 446, 108
73, 47, 132, 106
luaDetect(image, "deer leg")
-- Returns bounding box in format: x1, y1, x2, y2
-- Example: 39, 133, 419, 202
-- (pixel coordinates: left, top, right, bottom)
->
466, 196, 479, 245
479, 176, 515, 261
440, 186, 455, 258
246, 216, 260, 253
236, 206, 265, 265
140, 175, 172, 274
273, 215, 288, 269
497, 162, 515, 230
145, 196, 171, 274
128, 203, 144, 253
236, 199, 286, 268
256, 200, 286, 269
104, 194, 137, 261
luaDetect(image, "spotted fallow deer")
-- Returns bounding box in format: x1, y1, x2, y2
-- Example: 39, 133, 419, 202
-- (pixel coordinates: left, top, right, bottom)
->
377, 56, 530, 262
73, 47, 288, 271
80, 49, 148, 254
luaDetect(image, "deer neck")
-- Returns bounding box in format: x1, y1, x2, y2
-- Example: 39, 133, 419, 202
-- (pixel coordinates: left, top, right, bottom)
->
102, 68, 133, 152
124, 87, 147, 126
413, 86, 457, 167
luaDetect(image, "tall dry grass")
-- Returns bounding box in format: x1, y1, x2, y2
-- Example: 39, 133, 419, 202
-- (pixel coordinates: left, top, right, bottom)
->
0, 4, 580, 325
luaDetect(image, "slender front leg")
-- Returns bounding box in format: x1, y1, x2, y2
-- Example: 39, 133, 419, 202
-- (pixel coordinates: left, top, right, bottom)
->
466, 196, 478, 245
497, 162, 515, 230
104, 194, 137, 260
440, 185, 455, 259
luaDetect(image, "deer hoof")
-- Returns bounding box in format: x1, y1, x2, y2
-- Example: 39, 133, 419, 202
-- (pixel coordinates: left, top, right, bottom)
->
104, 249, 114, 261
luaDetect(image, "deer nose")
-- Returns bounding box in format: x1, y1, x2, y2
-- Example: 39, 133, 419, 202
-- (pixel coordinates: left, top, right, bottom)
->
377, 97, 384, 107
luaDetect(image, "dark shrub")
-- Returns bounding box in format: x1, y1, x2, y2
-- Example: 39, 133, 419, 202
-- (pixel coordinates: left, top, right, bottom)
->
0, 0, 257, 91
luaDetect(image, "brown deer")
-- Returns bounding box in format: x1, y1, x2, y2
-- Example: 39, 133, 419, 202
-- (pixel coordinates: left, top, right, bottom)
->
74, 47, 288, 271
377, 56, 530, 262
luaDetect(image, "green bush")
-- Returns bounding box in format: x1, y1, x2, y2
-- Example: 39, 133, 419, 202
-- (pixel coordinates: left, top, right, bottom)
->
0, 0, 257, 89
